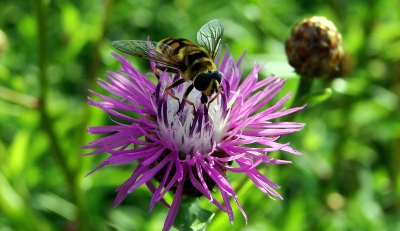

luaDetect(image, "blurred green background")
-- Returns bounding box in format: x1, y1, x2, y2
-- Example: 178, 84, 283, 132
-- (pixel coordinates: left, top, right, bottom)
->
1, 0, 399, 230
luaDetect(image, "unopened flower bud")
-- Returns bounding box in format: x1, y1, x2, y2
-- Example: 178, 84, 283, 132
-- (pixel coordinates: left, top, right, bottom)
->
285, 16, 344, 77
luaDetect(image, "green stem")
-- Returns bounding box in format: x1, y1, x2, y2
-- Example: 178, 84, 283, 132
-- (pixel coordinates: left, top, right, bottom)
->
74, 0, 114, 227
286, 77, 313, 121
88, 0, 114, 86
31, 0, 87, 230
292, 77, 314, 108
72, 4, 114, 226
76, 0, 114, 151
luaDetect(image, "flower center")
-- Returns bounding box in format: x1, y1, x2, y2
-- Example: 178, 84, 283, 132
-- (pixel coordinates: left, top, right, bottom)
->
148, 73, 233, 196
156, 81, 227, 156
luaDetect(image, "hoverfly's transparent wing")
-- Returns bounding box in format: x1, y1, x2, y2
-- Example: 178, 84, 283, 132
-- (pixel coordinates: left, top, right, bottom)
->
111, 40, 181, 69
196, 19, 224, 60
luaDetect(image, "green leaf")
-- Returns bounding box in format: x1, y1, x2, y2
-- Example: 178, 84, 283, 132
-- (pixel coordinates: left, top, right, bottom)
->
303, 88, 333, 107
34, 192, 76, 220
8, 130, 30, 178
173, 197, 215, 231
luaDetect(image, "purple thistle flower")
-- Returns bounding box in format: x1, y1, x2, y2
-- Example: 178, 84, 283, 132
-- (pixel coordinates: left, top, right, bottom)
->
82, 46, 305, 231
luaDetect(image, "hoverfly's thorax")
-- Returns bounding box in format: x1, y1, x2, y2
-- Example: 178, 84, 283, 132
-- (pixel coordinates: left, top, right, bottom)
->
182, 47, 215, 80
158, 38, 197, 57
157, 38, 215, 81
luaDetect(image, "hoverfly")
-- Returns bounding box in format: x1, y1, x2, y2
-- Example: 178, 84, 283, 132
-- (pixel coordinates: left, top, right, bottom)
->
111, 19, 224, 114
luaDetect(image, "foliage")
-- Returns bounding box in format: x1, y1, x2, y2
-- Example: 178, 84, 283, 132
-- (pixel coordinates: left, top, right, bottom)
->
0, 0, 399, 230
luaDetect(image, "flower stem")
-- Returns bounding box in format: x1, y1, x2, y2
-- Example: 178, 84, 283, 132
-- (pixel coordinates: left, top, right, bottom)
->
31, 0, 87, 230
76, 0, 114, 150
287, 77, 313, 121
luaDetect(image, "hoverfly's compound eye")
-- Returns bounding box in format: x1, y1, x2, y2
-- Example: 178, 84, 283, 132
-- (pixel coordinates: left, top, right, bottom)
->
211, 70, 223, 84
194, 72, 213, 91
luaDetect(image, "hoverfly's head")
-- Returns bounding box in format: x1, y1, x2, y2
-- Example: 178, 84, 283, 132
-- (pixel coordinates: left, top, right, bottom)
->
194, 70, 223, 96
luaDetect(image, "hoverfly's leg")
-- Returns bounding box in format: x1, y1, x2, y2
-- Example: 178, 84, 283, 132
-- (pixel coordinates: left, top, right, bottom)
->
207, 87, 222, 109
165, 78, 185, 112
200, 94, 208, 115
153, 68, 161, 80
200, 94, 208, 104
182, 84, 196, 115
153, 65, 179, 80
155, 65, 179, 73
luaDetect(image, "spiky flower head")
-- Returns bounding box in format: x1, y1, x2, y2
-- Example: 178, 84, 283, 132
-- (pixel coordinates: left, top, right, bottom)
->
82, 46, 305, 231
285, 16, 344, 77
